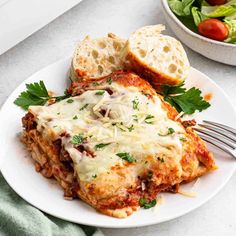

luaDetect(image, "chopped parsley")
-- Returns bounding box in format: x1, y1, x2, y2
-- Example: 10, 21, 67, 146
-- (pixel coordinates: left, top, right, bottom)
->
180, 137, 187, 142
67, 99, 74, 103
70, 134, 85, 145
160, 83, 210, 115
157, 157, 165, 163
139, 198, 157, 209
159, 128, 175, 136
128, 124, 134, 132
73, 115, 78, 120
132, 115, 138, 122
116, 152, 135, 163
115, 122, 126, 132
95, 143, 111, 150
92, 174, 97, 179
144, 115, 155, 124
147, 171, 153, 178
95, 91, 105, 95
93, 82, 100, 86
57, 112, 60, 115
107, 77, 112, 85
80, 103, 88, 111
132, 98, 139, 110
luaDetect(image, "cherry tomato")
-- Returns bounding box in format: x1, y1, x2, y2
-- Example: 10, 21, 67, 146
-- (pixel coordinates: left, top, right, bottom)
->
198, 19, 228, 41
206, 0, 226, 5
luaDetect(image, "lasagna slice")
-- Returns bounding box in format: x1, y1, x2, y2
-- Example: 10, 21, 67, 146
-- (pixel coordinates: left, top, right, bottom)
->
21, 71, 216, 218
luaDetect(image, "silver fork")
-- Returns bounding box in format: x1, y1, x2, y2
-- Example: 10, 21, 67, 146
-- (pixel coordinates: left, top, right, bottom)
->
193, 120, 236, 159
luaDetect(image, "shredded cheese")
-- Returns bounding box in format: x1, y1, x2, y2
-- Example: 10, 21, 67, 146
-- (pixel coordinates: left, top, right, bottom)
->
30, 83, 186, 182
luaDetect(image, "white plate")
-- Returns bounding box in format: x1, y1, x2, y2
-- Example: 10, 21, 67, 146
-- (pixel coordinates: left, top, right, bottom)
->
0, 58, 236, 228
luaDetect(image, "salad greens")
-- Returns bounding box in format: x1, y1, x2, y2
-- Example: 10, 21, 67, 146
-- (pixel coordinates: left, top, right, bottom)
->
168, 0, 236, 44
225, 13, 236, 42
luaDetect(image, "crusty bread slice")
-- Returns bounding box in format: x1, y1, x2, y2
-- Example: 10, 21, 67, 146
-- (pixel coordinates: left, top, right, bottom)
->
123, 24, 190, 88
70, 33, 126, 81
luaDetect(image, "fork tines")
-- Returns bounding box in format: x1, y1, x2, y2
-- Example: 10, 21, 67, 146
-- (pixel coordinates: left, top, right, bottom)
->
193, 120, 236, 158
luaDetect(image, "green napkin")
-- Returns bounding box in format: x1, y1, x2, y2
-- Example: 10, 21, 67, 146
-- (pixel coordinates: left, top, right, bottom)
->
0, 172, 104, 236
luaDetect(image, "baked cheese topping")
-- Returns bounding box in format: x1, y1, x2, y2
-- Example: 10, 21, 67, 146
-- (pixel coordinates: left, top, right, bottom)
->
29, 83, 185, 181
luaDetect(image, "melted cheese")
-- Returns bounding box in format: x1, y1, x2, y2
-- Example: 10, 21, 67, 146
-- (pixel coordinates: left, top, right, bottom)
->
29, 83, 185, 182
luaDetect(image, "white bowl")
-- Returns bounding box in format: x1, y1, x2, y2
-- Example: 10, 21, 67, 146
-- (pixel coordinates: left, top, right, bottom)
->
161, 0, 236, 66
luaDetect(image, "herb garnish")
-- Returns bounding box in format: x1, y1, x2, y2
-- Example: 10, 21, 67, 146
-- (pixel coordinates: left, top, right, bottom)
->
93, 82, 100, 86
180, 137, 187, 142
107, 77, 112, 85
70, 134, 85, 145
147, 171, 153, 178
139, 198, 157, 209
80, 103, 89, 111
14, 81, 70, 110
95, 91, 105, 95
160, 83, 210, 115
132, 98, 139, 110
73, 115, 78, 120
115, 122, 126, 132
128, 125, 134, 132
132, 115, 138, 122
144, 115, 155, 124
67, 99, 74, 103
95, 143, 111, 150
92, 174, 97, 179
116, 152, 135, 163
159, 128, 175, 136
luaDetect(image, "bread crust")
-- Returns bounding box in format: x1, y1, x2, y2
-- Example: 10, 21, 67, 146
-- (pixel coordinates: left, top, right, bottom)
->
124, 51, 183, 90
123, 24, 190, 89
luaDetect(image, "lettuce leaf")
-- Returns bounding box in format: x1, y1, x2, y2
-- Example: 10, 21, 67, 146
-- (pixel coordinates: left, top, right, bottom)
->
192, 6, 208, 26
201, 1, 236, 18
224, 18, 236, 43
168, 0, 195, 16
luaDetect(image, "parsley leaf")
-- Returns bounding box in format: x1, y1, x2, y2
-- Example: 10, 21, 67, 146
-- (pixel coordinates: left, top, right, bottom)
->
26, 81, 49, 97
70, 134, 85, 145
116, 152, 135, 163
132, 115, 138, 122
160, 82, 186, 96
67, 99, 74, 103
14, 81, 70, 110
95, 143, 111, 150
80, 103, 89, 111
139, 198, 157, 209
73, 115, 78, 120
180, 137, 186, 142
132, 98, 139, 110
95, 91, 105, 95
160, 83, 210, 115
128, 124, 134, 132
14, 91, 47, 110
92, 174, 97, 179
159, 127, 175, 136
107, 77, 112, 85
144, 115, 155, 124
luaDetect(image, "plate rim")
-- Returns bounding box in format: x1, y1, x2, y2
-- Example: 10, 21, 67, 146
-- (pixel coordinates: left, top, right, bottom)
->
0, 57, 236, 228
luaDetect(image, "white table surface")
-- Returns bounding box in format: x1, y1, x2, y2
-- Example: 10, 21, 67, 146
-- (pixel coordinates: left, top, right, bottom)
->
0, 0, 235, 235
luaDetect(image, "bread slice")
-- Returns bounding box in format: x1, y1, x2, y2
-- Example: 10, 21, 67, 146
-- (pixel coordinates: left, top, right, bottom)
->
70, 33, 126, 81
123, 24, 190, 88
